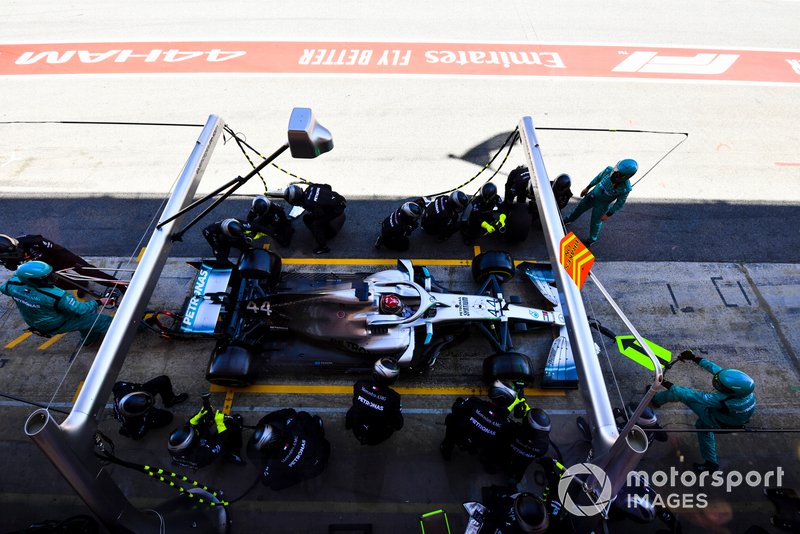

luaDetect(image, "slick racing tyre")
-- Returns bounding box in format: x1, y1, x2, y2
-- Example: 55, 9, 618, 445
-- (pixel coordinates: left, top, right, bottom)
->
483, 352, 535, 384
238, 248, 282, 289
206, 342, 258, 387
472, 250, 515, 285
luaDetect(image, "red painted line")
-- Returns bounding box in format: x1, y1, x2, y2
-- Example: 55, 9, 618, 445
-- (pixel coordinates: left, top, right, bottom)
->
0, 41, 798, 83
775, 162, 800, 166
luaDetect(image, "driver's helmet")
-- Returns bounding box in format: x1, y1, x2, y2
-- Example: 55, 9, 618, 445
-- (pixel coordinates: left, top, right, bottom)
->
379, 293, 403, 315
479, 182, 498, 202
284, 185, 305, 206
553, 173, 572, 193
612, 159, 638, 183
250, 195, 271, 215
525, 408, 552, 434
712, 369, 755, 397
448, 190, 469, 212
513, 493, 549, 533
399, 202, 422, 221
117, 391, 155, 418
373, 357, 400, 384
0, 234, 21, 260
167, 425, 197, 453
253, 423, 277, 451
220, 218, 245, 239
16, 261, 55, 288
488, 380, 516, 408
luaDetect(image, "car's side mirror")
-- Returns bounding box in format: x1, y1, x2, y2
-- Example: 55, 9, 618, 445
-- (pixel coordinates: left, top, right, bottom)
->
287, 107, 333, 158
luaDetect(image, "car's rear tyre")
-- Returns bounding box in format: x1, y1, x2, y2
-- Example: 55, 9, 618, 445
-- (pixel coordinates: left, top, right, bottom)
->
206, 342, 257, 387
238, 248, 282, 288
472, 251, 515, 285
483, 352, 535, 384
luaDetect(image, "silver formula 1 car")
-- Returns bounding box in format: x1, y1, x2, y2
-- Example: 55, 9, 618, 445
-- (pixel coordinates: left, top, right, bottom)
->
156, 249, 570, 387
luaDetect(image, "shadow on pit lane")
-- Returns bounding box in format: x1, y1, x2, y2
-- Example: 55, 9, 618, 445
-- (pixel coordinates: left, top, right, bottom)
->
0, 197, 799, 263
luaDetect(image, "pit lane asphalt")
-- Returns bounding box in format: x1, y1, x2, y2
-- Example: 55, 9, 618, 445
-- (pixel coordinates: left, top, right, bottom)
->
1, 195, 799, 532
1, 195, 799, 263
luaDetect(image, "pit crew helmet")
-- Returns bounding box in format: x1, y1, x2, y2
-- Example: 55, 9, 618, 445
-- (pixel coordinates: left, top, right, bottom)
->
613, 159, 638, 181
220, 219, 245, 239
0, 234, 21, 259
488, 380, 516, 408
448, 190, 469, 211
553, 173, 572, 193
168, 425, 197, 453
400, 202, 422, 220
479, 182, 498, 201
373, 357, 400, 384
513, 493, 549, 533
253, 424, 277, 451
251, 195, 271, 215
284, 185, 305, 206
379, 293, 403, 315
16, 261, 55, 287
627, 401, 659, 428
117, 391, 155, 418
712, 369, 755, 397
525, 408, 552, 434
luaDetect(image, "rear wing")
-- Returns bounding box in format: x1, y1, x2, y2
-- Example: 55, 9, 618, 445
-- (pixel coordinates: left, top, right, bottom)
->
180, 262, 234, 334
519, 262, 578, 388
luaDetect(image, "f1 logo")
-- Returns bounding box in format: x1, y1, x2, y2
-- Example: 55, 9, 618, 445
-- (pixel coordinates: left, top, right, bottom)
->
613, 51, 739, 75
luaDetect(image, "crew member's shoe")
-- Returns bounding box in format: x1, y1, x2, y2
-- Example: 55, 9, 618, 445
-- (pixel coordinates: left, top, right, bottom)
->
165, 393, 189, 407
313, 246, 331, 255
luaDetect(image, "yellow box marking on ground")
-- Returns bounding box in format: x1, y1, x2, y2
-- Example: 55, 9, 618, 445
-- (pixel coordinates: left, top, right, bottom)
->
210, 384, 564, 397
279, 256, 550, 267
136, 247, 147, 263
4, 332, 32, 349
73, 380, 84, 403
37, 333, 66, 350
222, 389, 235, 415
211, 384, 352, 394
280, 256, 542, 271
281, 257, 475, 267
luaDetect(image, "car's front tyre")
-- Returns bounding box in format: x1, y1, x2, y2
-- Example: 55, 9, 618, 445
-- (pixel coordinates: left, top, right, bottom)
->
471, 251, 515, 285
483, 351, 535, 384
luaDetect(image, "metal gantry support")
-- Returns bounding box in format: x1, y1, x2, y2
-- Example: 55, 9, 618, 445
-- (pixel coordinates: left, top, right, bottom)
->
519, 116, 663, 504
518, 116, 620, 455
25, 115, 226, 533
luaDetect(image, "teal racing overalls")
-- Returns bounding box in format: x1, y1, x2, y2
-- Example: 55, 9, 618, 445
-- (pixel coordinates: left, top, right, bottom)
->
653, 358, 756, 464
564, 166, 631, 242
1, 275, 112, 344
